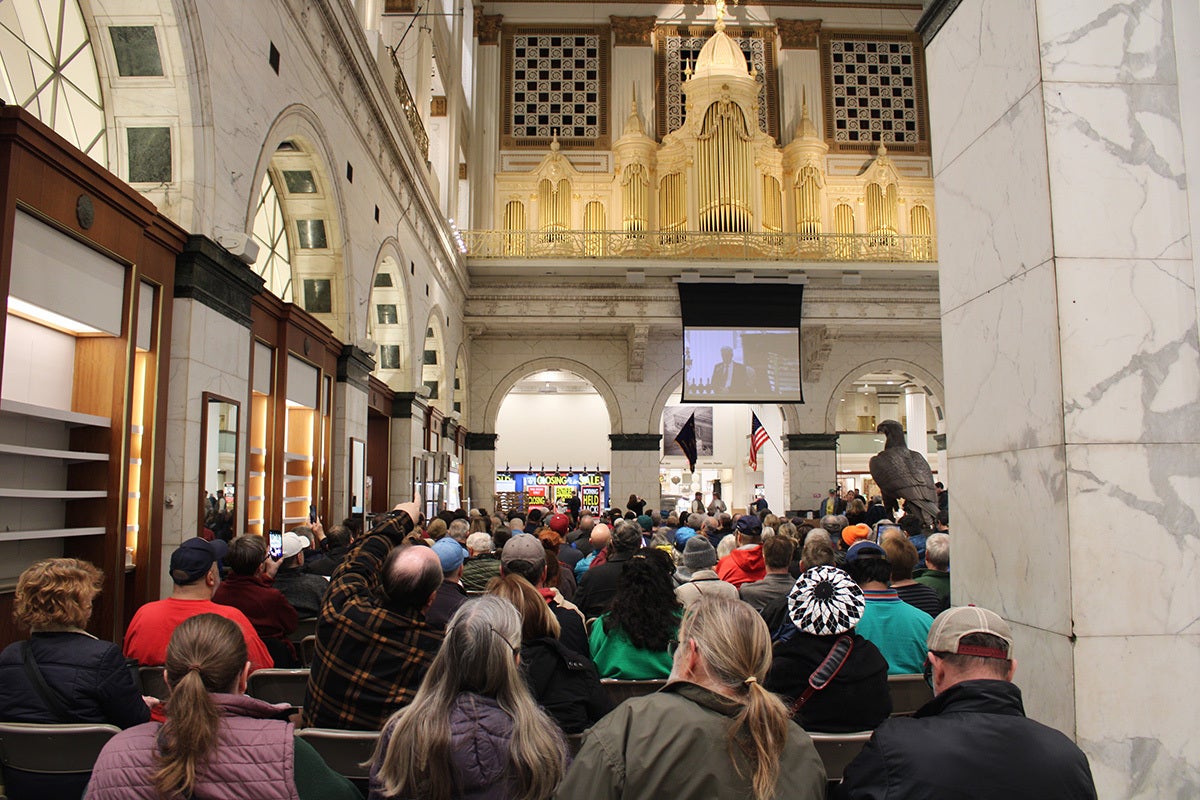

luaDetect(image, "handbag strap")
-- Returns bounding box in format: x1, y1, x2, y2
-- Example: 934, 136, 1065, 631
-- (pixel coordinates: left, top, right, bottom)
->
21, 641, 81, 723
787, 634, 854, 717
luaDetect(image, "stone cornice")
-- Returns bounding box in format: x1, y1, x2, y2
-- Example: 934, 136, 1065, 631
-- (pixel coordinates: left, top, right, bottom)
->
465, 432, 498, 450
785, 433, 839, 451
610, 15, 657, 46
916, 0, 964, 47
174, 235, 265, 327
610, 433, 662, 451
281, 0, 468, 298
337, 345, 375, 389
776, 18, 821, 49
477, 12, 503, 44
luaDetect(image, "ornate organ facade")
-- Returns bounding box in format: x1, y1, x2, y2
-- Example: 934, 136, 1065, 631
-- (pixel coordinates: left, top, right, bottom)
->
480, 14, 936, 262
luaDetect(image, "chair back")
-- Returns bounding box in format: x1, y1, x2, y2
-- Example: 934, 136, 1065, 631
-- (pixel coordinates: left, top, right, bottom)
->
139, 665, 169, 699
600, 678, 667, 706
289, 617, 319, 644
246, 668, 311, 709
296, 727, 379, 794
809, 731, 872, 782
887, 674, 933, 716
0, 721, 121, 774
300, 635, 318, 668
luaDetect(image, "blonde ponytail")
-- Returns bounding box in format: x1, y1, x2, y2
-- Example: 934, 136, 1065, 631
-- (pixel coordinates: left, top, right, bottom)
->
679, 598, 793, 800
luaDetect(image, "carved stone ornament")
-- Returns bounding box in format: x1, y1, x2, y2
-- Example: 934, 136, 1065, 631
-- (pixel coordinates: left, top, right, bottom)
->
610, 15, 657, 47
75, 194, 95, 229
477, 14, 503, 45
776, 18, 821, 50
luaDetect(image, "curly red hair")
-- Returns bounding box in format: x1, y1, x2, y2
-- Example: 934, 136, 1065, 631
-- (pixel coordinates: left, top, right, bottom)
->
13, 558, 103, 630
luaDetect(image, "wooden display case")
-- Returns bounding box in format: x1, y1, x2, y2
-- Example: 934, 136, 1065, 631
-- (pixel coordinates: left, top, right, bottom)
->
247, 293, 338, 535
0, 107, 183, 644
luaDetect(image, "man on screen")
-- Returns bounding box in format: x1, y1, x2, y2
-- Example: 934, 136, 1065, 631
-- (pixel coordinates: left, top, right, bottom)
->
710, 346, 757, 395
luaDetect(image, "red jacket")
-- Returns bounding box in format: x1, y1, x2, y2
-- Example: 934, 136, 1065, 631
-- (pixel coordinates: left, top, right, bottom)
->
715, 546, 766, 588
212, 574, 298, 641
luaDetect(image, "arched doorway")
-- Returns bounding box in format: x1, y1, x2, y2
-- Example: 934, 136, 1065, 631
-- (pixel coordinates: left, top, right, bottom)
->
832, 369, 942, 496
494, 369, 613, 515
659, 385, 787, 516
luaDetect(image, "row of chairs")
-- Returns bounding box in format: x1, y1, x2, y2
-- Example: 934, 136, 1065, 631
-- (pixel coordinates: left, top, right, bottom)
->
139, 668, 930, 719
0, 672, 927, 798
0, 721, 870, 798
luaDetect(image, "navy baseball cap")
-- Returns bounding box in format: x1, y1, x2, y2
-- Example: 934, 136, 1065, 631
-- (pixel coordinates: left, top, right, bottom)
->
169, 537, 228, 585
846, 540, 886, 563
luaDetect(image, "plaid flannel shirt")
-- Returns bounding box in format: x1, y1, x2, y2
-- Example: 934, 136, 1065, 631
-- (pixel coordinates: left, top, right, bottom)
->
302, 513, 443, 730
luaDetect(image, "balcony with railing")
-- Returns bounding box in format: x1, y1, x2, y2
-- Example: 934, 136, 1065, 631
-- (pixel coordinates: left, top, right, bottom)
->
389, 48, 429, 163
462, 229, 936, 263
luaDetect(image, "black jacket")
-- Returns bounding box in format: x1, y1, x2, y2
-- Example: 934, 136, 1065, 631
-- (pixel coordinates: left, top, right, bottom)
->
0, 631, 151, 800
765, 630, 891, 733
520, 637, 612, 734
0, 632, 149, 728
838, 680, 1097, 800
574, 550, 633, 619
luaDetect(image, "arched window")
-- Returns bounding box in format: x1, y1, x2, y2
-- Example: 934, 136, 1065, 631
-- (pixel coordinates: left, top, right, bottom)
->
583, 201, 606, 256
762, 176, 782, 234
909, 204, 932, 260
795, 165, 822, 239
503, 200, 526, 256
833, 202, 855, 259
696, 100, 753, 232
252, 172, 293, 301
621, 163, 648, 233
0, 0, 107, 166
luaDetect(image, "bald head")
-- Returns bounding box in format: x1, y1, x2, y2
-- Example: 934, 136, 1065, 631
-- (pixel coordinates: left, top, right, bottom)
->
590, 523, 612, 550
381, 544, 443, 610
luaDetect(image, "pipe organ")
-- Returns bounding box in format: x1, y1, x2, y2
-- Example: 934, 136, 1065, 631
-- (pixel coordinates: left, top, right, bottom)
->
488, 19, 935, 258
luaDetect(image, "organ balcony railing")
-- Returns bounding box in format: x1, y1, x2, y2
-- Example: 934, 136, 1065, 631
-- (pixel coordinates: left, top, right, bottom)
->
461, 229, 937, 262
389, 49, 429, 163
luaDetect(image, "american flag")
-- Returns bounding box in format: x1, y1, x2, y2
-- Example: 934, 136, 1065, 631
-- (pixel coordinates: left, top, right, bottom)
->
749, 412, 770, 471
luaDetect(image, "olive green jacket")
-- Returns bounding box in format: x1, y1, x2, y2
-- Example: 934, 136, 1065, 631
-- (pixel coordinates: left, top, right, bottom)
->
556, 681, 826, 800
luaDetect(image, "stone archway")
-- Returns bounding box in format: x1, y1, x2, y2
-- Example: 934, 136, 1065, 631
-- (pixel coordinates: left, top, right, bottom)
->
483, 357, 624, 435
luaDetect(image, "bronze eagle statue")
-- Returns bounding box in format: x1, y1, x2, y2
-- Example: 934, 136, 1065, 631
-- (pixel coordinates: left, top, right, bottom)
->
868, 419, 939, 527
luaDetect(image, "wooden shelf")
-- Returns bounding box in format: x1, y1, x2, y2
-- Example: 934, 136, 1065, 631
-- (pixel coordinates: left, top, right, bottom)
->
247, 495, 265, 502
0, 443, 108, 462
0, 398, 110, 428
282, 495, 310, 503
248, 518, 264, 526
282, 516, 309, 524
283, 475, 309, 483
250, 447, 266, 456
284, 451, 312, 463
0, 488, 107, 499
0, 527, 106, 543
249, 471, 265, 478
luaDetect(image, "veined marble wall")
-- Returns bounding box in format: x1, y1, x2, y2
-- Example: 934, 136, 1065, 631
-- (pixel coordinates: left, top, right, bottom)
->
927, 0, 1200, 796
162, 298, 251, 599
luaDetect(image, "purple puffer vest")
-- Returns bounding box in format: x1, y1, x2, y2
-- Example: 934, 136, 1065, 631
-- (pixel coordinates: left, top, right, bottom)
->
84, 693, 299, 800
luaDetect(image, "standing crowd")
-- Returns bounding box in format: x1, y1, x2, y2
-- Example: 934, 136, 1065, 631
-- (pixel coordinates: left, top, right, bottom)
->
0, 486, 1097, 799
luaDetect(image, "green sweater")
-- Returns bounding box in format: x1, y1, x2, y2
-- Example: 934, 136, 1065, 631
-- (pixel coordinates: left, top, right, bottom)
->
914, 568, 950, 603
293, 736, 362, 800
588, 613, 678, 680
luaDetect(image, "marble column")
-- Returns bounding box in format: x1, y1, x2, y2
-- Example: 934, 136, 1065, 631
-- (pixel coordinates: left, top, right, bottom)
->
165, 235, 263, 599
904, 384, 928, 458
464, 432, 497, 510
774, 19, 823, 144
608, 434, 662, 513
923, 1, 1200, 796
470, 16, 502, 229
332, 346, 372, 519
388, 393, 420, 506
785, 433, 838, 516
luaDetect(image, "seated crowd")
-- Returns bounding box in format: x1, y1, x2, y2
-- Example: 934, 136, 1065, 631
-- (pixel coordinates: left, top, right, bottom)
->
0, 490, 1098, 800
